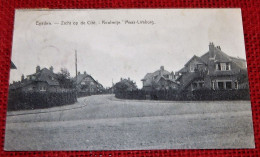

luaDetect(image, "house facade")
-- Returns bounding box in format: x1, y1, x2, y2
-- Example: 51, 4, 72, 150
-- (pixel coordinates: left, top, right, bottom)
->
141, 66, 179, 91
9, 66, 61, 92
176, 42, 248, 91
74, 71, 104, 95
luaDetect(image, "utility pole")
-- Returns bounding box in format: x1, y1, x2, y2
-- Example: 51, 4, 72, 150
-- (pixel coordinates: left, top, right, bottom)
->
75, 50, 78, 80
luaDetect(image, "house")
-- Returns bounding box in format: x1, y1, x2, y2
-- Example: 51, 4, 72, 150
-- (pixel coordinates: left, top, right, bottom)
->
9, 66, 61, 92
141, 66, 179, 91
176, 42, 248, 91
74, 71, 104, 95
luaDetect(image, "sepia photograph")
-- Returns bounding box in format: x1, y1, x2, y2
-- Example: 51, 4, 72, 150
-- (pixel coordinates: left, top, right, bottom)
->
5, 9, 255, 150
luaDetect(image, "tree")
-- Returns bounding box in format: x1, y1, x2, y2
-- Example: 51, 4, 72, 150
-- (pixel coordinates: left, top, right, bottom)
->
114, 82, 128, 93
57, 68, 74, 89
58, 68, 70, 79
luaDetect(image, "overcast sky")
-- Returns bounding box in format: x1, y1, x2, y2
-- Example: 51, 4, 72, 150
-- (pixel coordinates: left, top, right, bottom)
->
10, 9, 246, 88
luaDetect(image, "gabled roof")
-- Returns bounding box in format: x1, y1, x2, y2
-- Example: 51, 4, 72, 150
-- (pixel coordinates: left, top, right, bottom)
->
156, 75, 179, 84
10, 67, 59, 89
142, 67, 178, 87
74, 73, 95, 84
200, 47, 247, 69
177, 67, 188, 73
184, 55, 207, 67
27, 68, 59, 86
9, 80, 33, 90
229, 56, 247, 69
142, 69, 171, 81
74, 73, 104, 88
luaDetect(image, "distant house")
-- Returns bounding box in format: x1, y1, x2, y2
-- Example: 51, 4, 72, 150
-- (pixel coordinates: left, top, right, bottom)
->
10, 61, 16, 69
74, 71, 104, 95
9, 66, 61, 92
141, 66, 179, 91
176, 42, 248, 91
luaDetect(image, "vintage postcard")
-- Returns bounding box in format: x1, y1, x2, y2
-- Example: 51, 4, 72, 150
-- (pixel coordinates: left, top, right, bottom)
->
5, 9, 255, 150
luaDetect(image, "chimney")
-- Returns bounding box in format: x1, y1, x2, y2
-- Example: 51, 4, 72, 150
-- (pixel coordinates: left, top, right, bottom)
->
36, 65, 40, 73
120, 78, 123, 81
21, 74, 25, 81
78, 72, 80, 75
84, 71, 87, 75
128, 77, 130, 81
216, 46, 221, 50
160, 66, 164, 71
171, 71, 174, 80
209, 42, 215, 59
49, 66, 53, 72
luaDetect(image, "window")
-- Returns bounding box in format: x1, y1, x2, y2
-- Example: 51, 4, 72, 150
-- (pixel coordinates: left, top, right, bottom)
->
190, 64, 195, 72
217, 81, 233, 90
211, 81, 215, 90
216, 64, 221, 70
199, 82, 204, 88
226, 81, 232, 89
216, 63, 231, 71
226, 63, 231, 70
234, 81, 238, 89
218, 82, 224, 90
220, 63, 226, 71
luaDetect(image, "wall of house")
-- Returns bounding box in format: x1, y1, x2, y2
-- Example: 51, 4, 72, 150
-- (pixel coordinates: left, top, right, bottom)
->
20, 82, 60, 92
21, 84, 36, 92
210, 76, 238, 90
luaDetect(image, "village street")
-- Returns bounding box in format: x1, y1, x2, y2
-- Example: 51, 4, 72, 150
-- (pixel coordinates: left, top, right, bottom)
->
4, 95, 255, 150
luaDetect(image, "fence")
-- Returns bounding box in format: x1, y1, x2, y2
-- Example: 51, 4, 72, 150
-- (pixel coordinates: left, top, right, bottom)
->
115, 89, 250, 101
7, 90, 77, 111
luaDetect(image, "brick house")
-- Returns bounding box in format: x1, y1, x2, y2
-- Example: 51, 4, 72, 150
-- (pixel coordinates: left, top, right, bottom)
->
74, 71, 104, 95
176, 42, 248, 91
141, 66, 179, 91
9, 66, 61, 92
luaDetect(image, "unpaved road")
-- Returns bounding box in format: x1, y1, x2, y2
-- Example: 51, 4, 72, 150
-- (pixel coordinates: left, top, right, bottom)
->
4, 95, 255, 150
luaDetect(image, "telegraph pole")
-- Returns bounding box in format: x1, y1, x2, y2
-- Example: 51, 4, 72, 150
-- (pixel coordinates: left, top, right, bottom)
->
75, 50, 78, 80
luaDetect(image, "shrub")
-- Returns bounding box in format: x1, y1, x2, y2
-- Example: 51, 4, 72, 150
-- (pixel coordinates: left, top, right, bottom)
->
7, 90, 77, 111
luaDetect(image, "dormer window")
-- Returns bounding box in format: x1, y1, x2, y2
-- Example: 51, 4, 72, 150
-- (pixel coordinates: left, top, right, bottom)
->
216, 63, 231, 71
190, 64, 195, 72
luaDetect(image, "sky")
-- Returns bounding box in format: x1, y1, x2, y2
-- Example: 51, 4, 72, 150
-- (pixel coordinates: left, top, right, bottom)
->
10, 9, 247, 88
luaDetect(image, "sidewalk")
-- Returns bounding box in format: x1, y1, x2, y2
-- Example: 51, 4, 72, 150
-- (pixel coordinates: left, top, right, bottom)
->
7, 97, 88, 116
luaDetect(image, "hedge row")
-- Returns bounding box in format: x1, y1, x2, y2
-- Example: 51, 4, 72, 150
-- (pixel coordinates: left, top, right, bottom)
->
115, 89, 250, 101
8, 90, 77, 111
